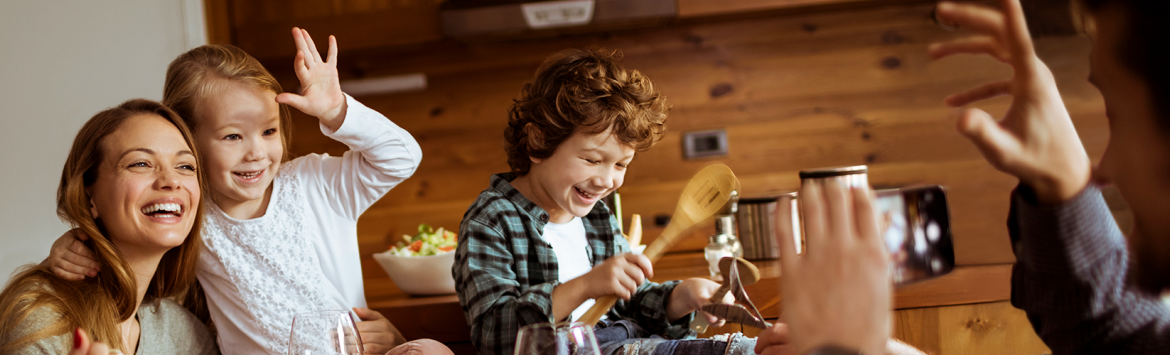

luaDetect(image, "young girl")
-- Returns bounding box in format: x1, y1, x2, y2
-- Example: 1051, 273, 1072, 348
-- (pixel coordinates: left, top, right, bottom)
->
45, 29, 449, 355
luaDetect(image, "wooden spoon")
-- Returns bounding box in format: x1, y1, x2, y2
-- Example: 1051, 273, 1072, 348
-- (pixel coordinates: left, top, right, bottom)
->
626, 214, 643, 247
577, 164, 739, 326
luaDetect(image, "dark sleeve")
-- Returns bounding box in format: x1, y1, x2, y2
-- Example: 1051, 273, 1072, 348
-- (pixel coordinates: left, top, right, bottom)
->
1009, 184, 1170, 353
454, 218, 557, 355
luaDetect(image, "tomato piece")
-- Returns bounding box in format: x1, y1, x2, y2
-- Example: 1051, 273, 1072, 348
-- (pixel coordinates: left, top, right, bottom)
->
409, 240, 423, 252
439, 245, 455, 252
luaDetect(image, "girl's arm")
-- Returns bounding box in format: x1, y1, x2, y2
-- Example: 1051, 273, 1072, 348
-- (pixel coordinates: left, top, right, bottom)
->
275, 27, 422, 221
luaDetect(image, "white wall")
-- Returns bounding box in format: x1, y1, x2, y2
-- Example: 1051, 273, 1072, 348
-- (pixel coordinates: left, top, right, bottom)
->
0, 0, 205, 286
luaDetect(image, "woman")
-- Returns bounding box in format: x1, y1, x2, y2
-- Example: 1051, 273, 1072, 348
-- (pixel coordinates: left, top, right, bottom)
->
0, 99, 217, 354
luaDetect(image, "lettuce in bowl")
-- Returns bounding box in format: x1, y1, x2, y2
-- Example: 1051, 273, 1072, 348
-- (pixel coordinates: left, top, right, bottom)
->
386, 224, 457, 257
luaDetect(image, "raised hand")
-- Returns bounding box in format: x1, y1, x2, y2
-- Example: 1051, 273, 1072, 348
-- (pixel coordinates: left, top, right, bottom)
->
352, 307, 405, 355
41, 229, 99, 280
931, 0, 1091, 204
776, 179, 890, 355
276, 27, 348, 132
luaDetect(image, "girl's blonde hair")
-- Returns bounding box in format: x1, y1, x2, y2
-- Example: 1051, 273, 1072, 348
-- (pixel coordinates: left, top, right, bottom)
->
163, 44, 293, 161
0, 99, 207, 353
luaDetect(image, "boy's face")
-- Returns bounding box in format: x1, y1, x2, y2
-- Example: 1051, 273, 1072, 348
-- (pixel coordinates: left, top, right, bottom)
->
1088, 5, 1170, 293
528, 127, 634, 224
196, 80, 284, 215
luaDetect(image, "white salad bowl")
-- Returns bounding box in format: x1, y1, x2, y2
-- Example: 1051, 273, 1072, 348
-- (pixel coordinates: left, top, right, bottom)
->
372, 250, 457, 295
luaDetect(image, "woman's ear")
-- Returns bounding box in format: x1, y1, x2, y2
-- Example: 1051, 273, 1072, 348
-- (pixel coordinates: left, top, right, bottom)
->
89, 198, 99, 219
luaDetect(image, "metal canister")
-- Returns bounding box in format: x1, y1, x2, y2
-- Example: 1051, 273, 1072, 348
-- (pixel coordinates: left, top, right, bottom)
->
796, 165, 869, 256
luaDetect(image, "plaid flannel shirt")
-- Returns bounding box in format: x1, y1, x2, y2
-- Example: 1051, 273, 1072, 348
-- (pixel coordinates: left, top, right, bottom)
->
453, 173, 694, 355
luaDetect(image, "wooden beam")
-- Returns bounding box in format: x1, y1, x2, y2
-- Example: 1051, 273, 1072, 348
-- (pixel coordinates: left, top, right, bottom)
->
202, 0, 234, 45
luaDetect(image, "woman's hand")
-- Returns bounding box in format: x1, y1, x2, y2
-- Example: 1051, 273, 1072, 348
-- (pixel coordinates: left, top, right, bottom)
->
755, 322, 796, 355
353, 307, 405, 355
70, 328, 111, 355
276, 27, 348, 132
41, 229, 98, 280
777, 178, 890, 355
931, 0, 1091, 204
665, 278, 731, 323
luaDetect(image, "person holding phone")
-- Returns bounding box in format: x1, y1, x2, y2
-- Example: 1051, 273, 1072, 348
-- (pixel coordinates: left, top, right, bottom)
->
757, 0, 1170, 353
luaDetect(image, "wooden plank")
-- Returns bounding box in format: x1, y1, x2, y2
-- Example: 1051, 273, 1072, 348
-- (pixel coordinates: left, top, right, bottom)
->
894, 301, 1052, 355
678, 0, 882, 18
202, 0, 234, 45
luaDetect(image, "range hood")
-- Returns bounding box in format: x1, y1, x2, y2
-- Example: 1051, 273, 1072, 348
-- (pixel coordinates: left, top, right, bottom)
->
440, 0, 676, 39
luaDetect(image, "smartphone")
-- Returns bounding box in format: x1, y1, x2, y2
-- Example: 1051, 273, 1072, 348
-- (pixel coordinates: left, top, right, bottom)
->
874, 185, 955, 285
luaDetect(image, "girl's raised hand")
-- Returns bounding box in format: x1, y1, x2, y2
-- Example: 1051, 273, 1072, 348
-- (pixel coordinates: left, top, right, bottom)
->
42, 229, 99, 280
276, 27, 348, 132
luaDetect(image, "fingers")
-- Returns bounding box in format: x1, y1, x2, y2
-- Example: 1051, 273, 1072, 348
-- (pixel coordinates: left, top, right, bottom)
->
799, 179, 826, 257
275, 92, 310, 111
74, 229, 90, 241
754, 323, 791, 354
353, 307, 386, 321
327, 35, 338, 65
934, 2, 1006, 39
291, 27, 313, 71
944, 79, 1013, 107
999, 0, 1038, 74
302, 28, 324, 63
955, 108, 1021, 167
852, 188, 885, 258
625, 253, 654, 279
928, 36, 1007, 62
823, 177, 853, 246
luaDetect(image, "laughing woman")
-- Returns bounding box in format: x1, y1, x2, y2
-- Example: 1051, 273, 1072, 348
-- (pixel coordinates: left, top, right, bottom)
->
0, 100, 217, 354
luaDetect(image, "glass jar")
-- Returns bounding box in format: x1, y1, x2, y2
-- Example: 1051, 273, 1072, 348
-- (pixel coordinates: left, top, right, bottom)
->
704, 215, 743, 281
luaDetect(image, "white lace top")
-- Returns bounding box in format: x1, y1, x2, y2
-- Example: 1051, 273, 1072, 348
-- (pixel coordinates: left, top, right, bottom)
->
196, 95, 422, 355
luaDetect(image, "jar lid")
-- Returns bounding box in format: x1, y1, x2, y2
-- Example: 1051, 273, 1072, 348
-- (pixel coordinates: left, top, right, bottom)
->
799, 165, 868, 180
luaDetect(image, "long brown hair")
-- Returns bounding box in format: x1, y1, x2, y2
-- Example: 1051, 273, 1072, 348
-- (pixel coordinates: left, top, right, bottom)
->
0, 99, 206, 353
163, 44, 293, 162
504, 48, 668, 175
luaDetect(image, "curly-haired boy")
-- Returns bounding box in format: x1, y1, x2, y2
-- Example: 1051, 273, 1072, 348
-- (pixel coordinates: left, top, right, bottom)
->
452, 48, 755, 355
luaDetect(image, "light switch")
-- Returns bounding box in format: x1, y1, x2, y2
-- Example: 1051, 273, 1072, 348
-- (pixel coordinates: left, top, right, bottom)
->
683, 129, 728, 159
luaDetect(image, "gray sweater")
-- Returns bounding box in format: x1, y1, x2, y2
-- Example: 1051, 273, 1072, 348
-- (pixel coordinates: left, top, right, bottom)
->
1010, 185, 1170, 353
2, 297, 218, 354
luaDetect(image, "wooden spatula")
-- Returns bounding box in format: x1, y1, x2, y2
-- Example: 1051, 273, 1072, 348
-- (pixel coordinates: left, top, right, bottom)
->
577, 164, 739, 326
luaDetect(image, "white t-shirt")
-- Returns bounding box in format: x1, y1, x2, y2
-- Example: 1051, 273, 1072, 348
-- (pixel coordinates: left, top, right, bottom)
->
541, 217, 596, 322
196, 95, 423, 354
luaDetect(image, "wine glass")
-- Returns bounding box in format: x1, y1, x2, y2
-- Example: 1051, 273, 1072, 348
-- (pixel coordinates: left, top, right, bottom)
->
513, 322, 601, 355
288, 310, 364, 355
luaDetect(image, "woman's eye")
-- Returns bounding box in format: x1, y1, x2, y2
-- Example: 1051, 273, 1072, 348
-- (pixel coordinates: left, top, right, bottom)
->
178, 164, 197, 172
128, 162, 150, 169
263, 128, 277, 136
224, 134, 242, 141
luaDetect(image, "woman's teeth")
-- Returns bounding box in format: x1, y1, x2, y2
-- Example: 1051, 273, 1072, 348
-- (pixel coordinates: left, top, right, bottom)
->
141, 203, 182, 217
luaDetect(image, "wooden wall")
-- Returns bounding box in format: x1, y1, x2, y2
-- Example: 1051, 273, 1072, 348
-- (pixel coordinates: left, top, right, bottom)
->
262, 2, 1108, 279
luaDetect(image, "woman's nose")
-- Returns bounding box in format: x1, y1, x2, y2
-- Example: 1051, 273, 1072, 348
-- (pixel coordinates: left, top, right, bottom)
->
155, 167, 182, 191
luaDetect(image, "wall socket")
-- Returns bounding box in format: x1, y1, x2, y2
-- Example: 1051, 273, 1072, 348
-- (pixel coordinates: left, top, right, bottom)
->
683, 129, 728, 159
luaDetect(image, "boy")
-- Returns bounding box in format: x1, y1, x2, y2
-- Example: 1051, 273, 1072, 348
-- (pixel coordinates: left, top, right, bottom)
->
452, 48, 752, 355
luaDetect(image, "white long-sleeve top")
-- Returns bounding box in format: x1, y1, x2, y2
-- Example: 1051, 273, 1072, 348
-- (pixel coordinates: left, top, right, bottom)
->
195, 95, 422, 355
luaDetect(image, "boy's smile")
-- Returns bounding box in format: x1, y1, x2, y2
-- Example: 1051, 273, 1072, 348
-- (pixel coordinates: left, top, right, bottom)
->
513, 127, 635, 224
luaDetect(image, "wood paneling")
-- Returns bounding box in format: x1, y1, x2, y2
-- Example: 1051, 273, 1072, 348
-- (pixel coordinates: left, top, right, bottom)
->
894, 301, 1052, 355
266, 2, 1108, 279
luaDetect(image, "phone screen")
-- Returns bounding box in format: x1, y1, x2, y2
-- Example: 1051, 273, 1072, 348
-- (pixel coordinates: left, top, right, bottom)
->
874, 185, 955, 285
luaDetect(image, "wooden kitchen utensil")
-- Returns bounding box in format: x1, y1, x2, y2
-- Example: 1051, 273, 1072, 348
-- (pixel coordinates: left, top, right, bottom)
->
696, 257, 771, 332
626, 214, 642, 247
577, 164, 739, 326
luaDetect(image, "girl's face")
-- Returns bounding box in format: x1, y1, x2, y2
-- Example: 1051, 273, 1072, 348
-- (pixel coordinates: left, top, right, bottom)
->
88, 114, 200, 256
196, 80, 284, 215
528, 128, 634, 224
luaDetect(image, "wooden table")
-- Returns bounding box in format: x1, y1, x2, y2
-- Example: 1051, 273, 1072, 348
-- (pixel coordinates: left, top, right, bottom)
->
365, 252, 1015, 352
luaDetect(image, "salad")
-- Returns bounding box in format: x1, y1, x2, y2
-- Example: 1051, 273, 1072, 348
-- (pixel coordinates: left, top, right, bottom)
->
385, 224, 458, 257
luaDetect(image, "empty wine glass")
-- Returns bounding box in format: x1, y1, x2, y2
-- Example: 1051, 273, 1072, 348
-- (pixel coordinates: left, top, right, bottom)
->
288, 310, 364, 355
513, 322, 601, 355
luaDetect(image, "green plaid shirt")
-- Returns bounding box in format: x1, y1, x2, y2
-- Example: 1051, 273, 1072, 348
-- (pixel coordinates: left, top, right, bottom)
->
453, 173, 694, 355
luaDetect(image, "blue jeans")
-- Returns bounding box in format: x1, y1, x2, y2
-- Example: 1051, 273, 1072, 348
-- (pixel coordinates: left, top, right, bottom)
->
592, 320, 756, 355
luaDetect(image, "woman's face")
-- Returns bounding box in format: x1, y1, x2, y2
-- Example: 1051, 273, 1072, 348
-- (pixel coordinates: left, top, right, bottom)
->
88, 114, 201, 256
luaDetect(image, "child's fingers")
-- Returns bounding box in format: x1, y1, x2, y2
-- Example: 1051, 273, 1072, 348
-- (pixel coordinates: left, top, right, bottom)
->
50, 265, 86, 281
326, 35, 338, 65
59, 255, 97, 277
290, 28, 313, 69
275, 93, 311, 113
302, 28, 324, 63
67, 238, 97, 260
73, 230, 90, 241
624, 253, 654, 279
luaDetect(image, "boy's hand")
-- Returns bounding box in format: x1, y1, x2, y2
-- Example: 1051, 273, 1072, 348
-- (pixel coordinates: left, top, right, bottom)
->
777, 178, 890, 355
666, 278, 731, 323
579, 253, 653, 301
42, 229, 99, 280
276, 27, 348, 132
931, 0, 1090, 204
352, 307, 405, 355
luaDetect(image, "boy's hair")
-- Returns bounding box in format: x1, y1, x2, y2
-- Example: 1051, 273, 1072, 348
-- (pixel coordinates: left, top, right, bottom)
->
504, 48, 668, 175
163, 44, 293, 162
1077, 0, 1170, 128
